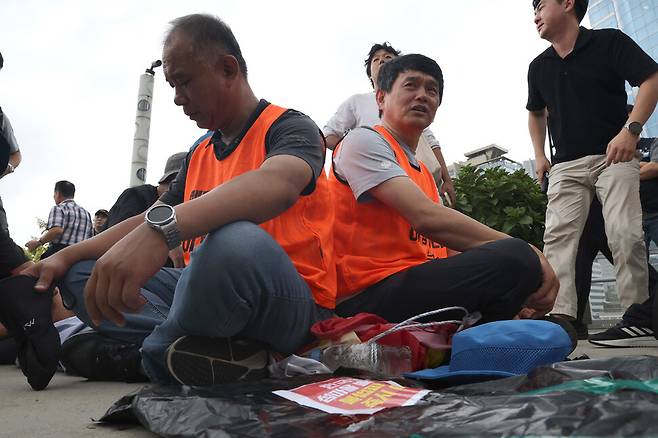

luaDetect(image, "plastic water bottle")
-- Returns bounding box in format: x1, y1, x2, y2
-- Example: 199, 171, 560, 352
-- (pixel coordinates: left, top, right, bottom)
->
320, 343, 413, 376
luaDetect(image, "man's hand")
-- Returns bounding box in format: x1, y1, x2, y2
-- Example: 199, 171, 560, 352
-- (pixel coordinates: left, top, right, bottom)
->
606, 128, 638, 166
169, 246, 185, 268
23, 252, 73, 293
514, 307, 535, 319
523, 245, 559, 318
535, 155, 551, 185
25, 239, 41, 252
440, 179, 456, 208
84, 224, 169, 327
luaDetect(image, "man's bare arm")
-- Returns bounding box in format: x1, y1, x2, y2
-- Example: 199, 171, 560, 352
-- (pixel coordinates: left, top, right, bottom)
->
173, 155, 313, 240
628, 72, 658, 129
325, 134, 340, 150
640, 161, 658, 181
432, 147, 456, 207
607, 72, 658, 165
27, 214, 146, 291
26, 226, 64, 251
529, 109, 551, 183
368, 176, 508, 251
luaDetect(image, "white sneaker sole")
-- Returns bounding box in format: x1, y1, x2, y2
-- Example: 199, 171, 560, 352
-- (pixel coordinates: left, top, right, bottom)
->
588, 336, 658, 348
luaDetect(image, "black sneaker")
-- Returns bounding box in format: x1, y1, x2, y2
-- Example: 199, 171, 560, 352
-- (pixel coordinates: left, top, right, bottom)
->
60, 332, 147, 382
588, 324, 658, 348
166, 336, 268, 386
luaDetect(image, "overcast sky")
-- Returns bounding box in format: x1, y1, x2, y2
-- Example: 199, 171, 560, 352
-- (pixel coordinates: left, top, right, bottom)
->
1, 0, 566, 245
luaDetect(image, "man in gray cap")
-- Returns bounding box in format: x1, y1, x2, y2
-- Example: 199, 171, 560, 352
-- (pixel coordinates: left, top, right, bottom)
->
102, 150, 191, 231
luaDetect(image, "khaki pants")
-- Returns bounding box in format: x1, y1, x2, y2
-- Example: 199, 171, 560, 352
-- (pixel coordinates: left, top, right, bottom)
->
544, 154, 648, 318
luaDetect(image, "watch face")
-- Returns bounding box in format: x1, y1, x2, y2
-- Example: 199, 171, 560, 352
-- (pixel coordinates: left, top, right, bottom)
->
629, 122, 643, 136
148, 205, 173, 224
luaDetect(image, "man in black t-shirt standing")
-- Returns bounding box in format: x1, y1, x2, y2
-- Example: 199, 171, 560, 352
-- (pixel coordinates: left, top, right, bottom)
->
528, 0, 658, 323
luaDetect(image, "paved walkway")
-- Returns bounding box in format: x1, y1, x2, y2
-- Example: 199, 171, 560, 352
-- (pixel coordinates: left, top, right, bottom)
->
0, 341, 656, 437
0, 369, 153, 437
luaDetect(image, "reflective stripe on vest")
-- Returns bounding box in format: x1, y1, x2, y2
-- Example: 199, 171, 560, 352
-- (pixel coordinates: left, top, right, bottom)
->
182, 103, 337, 309
329, 125, 448, 299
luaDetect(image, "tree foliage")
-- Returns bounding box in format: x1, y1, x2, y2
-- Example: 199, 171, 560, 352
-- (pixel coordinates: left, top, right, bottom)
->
453, 165, 547, 248
24, 217, 48, 262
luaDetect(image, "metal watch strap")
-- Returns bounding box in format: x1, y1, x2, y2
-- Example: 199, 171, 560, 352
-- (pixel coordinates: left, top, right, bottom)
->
160, 221, 181, 250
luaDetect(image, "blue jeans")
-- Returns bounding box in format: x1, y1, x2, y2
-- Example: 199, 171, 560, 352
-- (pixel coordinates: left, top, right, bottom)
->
60, 221, 332, 384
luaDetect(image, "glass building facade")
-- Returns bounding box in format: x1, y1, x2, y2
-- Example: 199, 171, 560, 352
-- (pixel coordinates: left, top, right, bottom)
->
588, 0, 658, 136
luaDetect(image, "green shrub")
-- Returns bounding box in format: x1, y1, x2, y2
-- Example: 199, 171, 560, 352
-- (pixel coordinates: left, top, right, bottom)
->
453, 165, 547, 248
24, 217, 48, 262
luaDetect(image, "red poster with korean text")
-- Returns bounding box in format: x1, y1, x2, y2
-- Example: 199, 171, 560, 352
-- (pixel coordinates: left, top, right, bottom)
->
273, 377, 430, 415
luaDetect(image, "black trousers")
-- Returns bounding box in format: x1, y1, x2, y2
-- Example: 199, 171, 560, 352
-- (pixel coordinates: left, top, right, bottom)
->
336, 238, 542, 324
575, 198, 655, 327
0, 196, 8, 234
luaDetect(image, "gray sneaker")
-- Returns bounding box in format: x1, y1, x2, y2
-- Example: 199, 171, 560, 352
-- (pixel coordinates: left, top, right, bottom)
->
165, 336, 268, 386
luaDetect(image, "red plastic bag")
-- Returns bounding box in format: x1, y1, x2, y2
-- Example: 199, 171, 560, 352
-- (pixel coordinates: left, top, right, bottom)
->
311, 313, 456, 371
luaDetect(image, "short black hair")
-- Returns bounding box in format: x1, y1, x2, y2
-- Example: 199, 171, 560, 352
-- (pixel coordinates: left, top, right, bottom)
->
54, 180, 75, 198
94, 209, 108, 217
377, 54, 444, 104
532, 0, 589, 23
365, 42, 400, 86
165, 14, 248, 77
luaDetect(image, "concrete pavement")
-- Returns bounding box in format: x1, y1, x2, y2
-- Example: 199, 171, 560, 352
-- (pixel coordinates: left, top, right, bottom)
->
0, 368, 153, 437
0, 341, 656, 437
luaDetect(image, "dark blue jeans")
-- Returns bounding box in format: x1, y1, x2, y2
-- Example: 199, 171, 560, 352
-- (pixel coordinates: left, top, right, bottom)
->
60, 221, 332, 383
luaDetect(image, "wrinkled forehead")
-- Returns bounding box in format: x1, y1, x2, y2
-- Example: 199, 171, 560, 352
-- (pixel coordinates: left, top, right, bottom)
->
162, 32, 195, 73
162, 33, 225, 82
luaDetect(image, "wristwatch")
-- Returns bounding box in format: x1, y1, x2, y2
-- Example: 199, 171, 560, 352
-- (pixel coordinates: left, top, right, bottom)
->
145, 204, 181, 250
624, 121, 643, 136
5, 163, 14, 174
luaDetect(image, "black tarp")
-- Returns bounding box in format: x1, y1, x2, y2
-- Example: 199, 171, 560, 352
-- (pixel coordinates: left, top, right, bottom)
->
100, 355, 658, 437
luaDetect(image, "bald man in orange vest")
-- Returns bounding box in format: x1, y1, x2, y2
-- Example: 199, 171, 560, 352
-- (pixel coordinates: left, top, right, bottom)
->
26, 14, 336, 387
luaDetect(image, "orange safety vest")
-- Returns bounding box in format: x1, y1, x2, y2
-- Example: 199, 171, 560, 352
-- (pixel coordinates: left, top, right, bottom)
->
182, 103, 337, 309
329, 125, 448, 299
